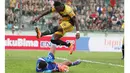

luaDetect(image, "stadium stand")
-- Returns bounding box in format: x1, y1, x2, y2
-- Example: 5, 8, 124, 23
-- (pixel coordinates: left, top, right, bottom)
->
5, 0, 124, 33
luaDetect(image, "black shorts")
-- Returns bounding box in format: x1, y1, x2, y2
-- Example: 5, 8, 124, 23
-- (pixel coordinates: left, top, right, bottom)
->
122, 44, 124, 50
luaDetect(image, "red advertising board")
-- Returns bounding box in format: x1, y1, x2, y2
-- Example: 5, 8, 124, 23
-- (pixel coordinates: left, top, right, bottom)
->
5, 35, 76, 50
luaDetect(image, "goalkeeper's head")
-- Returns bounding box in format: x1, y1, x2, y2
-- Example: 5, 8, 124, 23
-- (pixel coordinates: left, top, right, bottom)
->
53, 1, 65, 12
38, 61, 47, 70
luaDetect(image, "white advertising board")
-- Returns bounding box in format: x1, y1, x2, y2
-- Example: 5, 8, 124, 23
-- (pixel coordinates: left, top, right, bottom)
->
89, 37, 123, 52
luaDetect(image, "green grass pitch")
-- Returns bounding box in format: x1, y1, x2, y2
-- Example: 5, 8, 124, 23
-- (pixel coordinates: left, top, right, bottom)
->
5, 50, 124, 73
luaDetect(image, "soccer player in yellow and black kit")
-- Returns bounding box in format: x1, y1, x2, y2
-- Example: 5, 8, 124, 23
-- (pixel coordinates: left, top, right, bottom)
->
32, 1, 80, 55
121, 23, 124, 60
122, 37, 124, 60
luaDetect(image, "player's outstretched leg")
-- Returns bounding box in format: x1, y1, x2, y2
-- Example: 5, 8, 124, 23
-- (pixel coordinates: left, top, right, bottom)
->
35, 26, 60, 38
71, 59, 81, 66
51, 39, 74, 55
61, 59, 81, 67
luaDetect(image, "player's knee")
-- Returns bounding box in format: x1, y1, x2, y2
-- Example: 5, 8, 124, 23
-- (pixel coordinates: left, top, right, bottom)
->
52, 34, 61, 40
51, 35, 61, 45
57, 25, 63, 31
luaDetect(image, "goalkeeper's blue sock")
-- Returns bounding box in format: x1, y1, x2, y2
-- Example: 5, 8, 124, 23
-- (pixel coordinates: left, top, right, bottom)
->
71, 60, 81, 66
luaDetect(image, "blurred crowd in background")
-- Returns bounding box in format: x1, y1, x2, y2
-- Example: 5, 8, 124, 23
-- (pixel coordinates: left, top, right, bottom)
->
5, 0, 124, 34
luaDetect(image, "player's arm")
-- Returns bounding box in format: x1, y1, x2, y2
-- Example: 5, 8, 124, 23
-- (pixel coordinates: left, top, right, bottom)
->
72, 16, 80, 39
69, 10, 80, 39
33, 8, 52, 22
72, 16, 79, 32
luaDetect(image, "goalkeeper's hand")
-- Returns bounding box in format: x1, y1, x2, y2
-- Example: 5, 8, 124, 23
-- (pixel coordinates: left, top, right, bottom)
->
58, 65, 69, 72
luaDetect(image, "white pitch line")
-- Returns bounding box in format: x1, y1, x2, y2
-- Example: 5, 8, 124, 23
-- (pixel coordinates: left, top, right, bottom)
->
56, 57, 124, 68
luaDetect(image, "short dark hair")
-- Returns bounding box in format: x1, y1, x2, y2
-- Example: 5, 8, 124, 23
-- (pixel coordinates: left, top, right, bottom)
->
54, 1, 62, 7
38, 61, 47, 69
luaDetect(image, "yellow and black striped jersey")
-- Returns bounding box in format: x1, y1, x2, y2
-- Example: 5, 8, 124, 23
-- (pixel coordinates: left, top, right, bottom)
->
51, 4, 76, 21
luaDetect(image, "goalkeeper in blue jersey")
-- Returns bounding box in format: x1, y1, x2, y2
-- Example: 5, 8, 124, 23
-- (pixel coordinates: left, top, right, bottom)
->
36, 45, 81, 73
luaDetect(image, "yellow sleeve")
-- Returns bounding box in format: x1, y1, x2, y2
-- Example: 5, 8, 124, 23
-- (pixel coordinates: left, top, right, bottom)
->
51, 7, 56, 12
68, 10, 76, 18
122, 23, 124, 29
66, 5, 75, 18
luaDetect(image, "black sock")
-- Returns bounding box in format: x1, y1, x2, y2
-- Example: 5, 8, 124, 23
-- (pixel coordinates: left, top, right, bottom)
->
122, 50, 124, 58
122, 44, 124, 58
41, 26, 58, 37
58, 40, 71, 47
51, 40, 71, 47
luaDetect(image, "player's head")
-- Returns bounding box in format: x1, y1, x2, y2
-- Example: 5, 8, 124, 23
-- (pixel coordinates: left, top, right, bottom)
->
54, 1, 64, 12
38, 61, 47, 70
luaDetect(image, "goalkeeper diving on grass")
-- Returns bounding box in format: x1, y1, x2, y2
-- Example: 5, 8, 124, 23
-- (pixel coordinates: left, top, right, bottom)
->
36, 44, 81, 73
